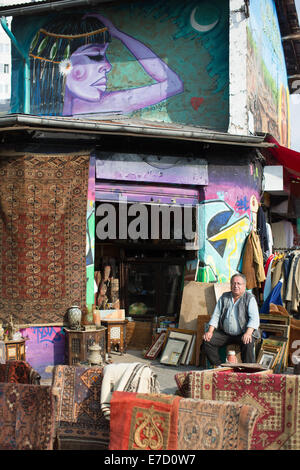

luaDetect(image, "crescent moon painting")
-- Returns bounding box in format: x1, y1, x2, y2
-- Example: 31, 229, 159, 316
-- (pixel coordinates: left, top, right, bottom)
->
190, 5, 220, 33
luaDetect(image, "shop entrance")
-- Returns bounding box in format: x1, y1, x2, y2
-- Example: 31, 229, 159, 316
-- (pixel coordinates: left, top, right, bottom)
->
94, 197, 198, 322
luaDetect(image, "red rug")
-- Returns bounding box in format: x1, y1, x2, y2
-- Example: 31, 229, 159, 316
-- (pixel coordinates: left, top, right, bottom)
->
0, 360, 40, 384
0, 383, 56, 450
0, 151, 90, 323
175, 370, 300, 450
109, 391, 181, 450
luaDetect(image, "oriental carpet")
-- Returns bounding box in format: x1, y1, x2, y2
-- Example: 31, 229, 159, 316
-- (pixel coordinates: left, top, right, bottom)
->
0, 151, 90, 323
52, 365, 110, 450
175, 370, 300, 450
109, 391, 258, 450
177, 398, 258, 450
0, 383, 55, 450
109, 391, 181, 450
0, 360, 40, 384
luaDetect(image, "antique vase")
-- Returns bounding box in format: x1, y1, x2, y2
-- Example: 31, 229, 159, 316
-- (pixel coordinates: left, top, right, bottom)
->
67, 305, 82, 330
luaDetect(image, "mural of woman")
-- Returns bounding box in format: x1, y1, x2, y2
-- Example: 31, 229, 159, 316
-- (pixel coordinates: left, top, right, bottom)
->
29, 12, 184, 116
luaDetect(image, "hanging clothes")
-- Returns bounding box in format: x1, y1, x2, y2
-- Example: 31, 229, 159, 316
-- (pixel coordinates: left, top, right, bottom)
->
271, 220, 294, 249
263, 249, 300, 314
265, 223, 273, 258
271, 255, 285, 290
242, 230, 266, 290
285, 252, 300, 312
263, 255, 275, 302
260, 279, 283, 314
257, 206, 269, 255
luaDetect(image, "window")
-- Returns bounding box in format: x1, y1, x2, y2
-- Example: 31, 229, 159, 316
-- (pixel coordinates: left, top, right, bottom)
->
122, 258, 184, 319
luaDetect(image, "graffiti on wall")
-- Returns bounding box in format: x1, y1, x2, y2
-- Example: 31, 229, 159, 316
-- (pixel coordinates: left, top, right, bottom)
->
198, 200, 251, 283
12, 0, 229, 130
20, 326, 65, 377
197, 164, 261, 283
86, 156, 96, 307
247, 0, 290, 146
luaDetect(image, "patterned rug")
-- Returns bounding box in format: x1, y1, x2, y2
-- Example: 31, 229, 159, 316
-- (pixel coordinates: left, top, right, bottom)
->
52, 365, 110, 450
177, 398, 258, 450
0, 151, 90, 323
175, 370, 300, 450
0, 383, 55, 450
109, 391, 181, 450
0, 360, 40, 384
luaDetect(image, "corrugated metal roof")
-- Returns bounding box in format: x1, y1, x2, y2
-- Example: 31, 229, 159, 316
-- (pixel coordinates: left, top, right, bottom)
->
0, 0, 47, 7
0, 0, 112, 15
0, 113, 275, 148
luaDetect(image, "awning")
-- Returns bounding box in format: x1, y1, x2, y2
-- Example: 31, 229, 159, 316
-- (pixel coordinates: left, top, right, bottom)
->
265, 135, 300, 179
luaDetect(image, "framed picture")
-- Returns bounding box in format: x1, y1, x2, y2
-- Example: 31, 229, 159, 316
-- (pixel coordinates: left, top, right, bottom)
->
160, 337, 188, 366
144, 332, 166, 360
259, 324, 289, 339
257, 350, 277, 369
164, 328, 196, 365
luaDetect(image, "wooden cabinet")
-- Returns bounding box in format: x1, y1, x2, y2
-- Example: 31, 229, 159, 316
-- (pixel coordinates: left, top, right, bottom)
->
64, 328, 106, 365
102, 320, 127, 354
5, 339, 26, 361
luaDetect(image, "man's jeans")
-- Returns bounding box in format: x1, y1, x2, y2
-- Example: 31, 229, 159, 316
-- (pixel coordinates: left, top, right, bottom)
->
202, 329, 256, 366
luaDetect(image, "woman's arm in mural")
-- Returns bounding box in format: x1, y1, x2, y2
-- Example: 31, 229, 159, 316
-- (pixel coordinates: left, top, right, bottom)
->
81, 13, 184, 114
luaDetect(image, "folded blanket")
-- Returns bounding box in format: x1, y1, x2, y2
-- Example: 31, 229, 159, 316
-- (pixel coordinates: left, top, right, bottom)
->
100, 362, 160, 419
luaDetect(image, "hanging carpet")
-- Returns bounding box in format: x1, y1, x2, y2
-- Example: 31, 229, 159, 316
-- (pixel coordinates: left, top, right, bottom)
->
0, 151, 90, 324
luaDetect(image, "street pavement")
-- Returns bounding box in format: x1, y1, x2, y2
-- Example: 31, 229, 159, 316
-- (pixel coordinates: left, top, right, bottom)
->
41, 348, 201, 394
105, 348, 200, 395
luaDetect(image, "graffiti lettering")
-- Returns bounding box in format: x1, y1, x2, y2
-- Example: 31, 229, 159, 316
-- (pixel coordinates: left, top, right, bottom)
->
32, 326, 65, 344
235, 196, 249, 213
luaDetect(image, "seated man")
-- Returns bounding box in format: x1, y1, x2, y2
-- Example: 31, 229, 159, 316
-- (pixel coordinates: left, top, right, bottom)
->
202, 273, 260, 366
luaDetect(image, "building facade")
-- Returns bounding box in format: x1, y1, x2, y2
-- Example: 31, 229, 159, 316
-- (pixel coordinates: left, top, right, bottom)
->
0, 0, 297, 375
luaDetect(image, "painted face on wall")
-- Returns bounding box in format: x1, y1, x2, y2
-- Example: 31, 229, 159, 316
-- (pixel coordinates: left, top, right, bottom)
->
65, 43, 112, 102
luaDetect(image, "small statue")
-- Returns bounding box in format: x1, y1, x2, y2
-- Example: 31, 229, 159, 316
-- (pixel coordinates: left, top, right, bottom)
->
8, 315, 17, 340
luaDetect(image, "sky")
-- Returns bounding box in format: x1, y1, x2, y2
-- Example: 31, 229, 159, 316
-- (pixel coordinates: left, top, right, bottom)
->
290, 0, 300, 151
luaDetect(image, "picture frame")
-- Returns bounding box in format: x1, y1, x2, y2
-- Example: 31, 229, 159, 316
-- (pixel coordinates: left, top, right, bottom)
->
258, 323, 290, 371
259, 324, 289, 339
257, 350, 277, 369
144, 331, 166, 360
163, 328, 196, 365
160, 337, 188, 366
